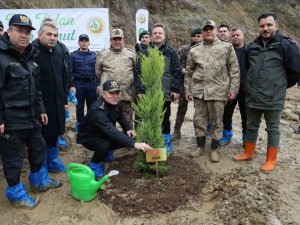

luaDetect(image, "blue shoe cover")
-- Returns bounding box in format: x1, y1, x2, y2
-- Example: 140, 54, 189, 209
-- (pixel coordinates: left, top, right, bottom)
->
163, 133, 173, 155
88, 162, 104, 179
29, 167, 63, 193
68, 90, 77, 106
6, 183, 40, 208
104, 150, 115, 161
57, 135, 68, 150
220, 129, 233, 146
47, 147, 66, 172
75, 122, 80, 132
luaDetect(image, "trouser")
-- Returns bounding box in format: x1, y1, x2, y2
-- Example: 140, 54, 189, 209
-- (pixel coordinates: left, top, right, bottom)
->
75, 81, 98, 123
246, 107, 281, 147
0, 128, 46, 187
120, 100, 133, 128
44, 136, 59, 148
81, 137, 124, 163
194, 98, 225, 140
223, 92, 247, 134
174, 93, 188, 131
162, 101, 171, 134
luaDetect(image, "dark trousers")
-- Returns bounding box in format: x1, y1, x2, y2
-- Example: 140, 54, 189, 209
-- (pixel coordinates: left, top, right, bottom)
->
162, 101, 171, 134
81, 137, 124, 163
75, 81, 97, 123
223, 92, 247, 134
44, 136, 59, 148
0, 128, 46, 186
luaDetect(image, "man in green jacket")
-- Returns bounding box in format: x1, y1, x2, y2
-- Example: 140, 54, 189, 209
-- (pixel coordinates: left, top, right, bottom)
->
234, 12, 300, 172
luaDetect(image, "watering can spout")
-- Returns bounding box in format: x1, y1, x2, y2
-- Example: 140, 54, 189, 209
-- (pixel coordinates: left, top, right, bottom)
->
91, 170, 120, 190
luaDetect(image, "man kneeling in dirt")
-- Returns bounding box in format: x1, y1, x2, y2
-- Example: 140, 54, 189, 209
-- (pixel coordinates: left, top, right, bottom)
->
77, 79, 151, 178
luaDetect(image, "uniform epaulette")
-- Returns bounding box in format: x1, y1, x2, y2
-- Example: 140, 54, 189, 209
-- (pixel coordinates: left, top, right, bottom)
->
190, 43, 201, 49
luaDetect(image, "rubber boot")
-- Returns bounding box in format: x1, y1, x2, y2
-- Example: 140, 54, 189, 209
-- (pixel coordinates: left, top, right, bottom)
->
29, 166, 63, 193
47, 147, 66, 173
261, 147, 278, 173
172, 128, 182, 141
6, 183, 40, 209
163, 134, 173, 155
88, 162, 104, 179
57, 135, 68, 151
104, 150, 115, 161
219, 129, 233, 146
189, 136, 206, 158
210, 139, 220, 162
234, 141, 256, 161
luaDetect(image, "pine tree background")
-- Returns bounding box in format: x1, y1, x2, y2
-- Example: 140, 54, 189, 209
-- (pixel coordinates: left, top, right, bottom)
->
133, 48, 168, 177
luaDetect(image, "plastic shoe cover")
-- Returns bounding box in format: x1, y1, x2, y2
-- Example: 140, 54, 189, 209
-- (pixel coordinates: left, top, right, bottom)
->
65, 109, 70, 122
57, 136, 68, 150
163, 133, 173, 155
88, 162, 104, 179
219, 129, 233, 146
6, 183, 40, 209
104, 150, 115, 161
29, 167, 63, 193
47, 147, 66, 172
67, 90, 77, 106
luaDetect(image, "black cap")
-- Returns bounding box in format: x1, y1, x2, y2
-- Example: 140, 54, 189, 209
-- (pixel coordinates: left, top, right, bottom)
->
9, 14, 35, 30
103, 79, 121, 92
79, 34, 89, 41
0, 20, 3, 29
139, 30, 150, 40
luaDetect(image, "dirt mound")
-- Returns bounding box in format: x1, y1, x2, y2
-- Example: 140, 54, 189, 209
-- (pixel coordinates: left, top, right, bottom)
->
98, 154, 210, 217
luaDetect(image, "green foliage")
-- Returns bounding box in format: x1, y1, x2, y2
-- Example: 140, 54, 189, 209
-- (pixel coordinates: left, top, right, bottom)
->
133, 48, 168, 177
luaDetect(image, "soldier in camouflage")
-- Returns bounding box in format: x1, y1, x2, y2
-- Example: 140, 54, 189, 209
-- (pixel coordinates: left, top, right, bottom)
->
172, 28, 202, 140
185, 20, 240, 162
96, 28, 137, 126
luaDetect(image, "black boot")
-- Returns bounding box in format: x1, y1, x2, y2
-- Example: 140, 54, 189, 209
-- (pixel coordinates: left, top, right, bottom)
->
210, 139, 220, 162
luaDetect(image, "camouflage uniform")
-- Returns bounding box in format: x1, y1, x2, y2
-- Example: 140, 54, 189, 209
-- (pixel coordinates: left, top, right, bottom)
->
185, 38, 240, 140
96, 48, 137, 125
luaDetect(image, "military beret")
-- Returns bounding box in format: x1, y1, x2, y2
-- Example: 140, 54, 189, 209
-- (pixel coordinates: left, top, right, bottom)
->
191, 28, 202, 36
139, 30, 150, 40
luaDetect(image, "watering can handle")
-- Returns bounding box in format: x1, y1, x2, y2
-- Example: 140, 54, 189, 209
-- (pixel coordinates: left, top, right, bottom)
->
66, 163, 94, 177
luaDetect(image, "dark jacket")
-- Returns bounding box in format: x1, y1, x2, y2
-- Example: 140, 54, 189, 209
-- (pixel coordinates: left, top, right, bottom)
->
135, 43, 149, 56
32, 40, 71, 137
245, 32, 300, 110
235, 45, 247, 94
71, 49, 98, 84
135, 42, 182, 101
77, 97, 135, 148
0, 32, 45, 131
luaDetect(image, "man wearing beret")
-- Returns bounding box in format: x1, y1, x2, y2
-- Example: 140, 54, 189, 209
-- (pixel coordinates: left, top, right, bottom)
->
172, 28, 202, 140
135, 30, 150, 55
77, 79, 151, 178
0, 14, 62, 209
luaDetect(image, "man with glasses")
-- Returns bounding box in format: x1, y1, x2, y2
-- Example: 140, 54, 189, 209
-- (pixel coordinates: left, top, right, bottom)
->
0, 14, 62, 209
185, 20, 240, 162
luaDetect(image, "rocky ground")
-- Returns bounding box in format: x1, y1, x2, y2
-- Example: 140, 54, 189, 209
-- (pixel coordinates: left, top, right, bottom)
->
0, 86, 299, 225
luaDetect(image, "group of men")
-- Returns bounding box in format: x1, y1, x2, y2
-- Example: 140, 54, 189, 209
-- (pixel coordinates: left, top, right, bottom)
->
0, 11, 300, 209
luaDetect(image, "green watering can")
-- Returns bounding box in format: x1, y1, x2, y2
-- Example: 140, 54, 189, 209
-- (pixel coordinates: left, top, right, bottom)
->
67, 163, 119, 202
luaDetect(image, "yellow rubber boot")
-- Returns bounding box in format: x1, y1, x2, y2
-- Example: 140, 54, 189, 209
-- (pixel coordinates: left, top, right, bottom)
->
261, 147, 278, 172
234, 141, 256, 161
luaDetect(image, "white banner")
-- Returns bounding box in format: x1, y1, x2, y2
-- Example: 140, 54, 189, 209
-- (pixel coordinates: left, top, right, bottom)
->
0, 8, 110, 52
135, 9, 149, 43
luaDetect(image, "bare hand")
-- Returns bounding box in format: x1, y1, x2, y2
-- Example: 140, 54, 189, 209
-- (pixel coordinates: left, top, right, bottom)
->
228, 93, 237, 100
70, 87, 76, 94
185, 93, 193, 101
134, 142, 152, 152
127, 130, 136, 138
171, 92, 180, 101
0, 123, 4, 135
40, 113, 48, 125
96, 86, 102, 94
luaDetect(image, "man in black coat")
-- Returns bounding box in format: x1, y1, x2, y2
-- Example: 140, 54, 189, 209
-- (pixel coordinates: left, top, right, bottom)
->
77, 80, 151, 179
0, 14, 62, 209
32, 22, 74, 173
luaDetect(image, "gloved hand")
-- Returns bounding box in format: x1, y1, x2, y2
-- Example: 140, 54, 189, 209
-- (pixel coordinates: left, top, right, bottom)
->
68, 90, 77, 106
65, 109, 70, 122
